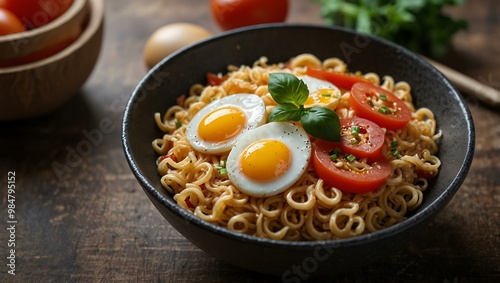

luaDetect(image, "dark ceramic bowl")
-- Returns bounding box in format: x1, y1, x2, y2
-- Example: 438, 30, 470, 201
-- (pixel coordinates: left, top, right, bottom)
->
122, 24, 475, 277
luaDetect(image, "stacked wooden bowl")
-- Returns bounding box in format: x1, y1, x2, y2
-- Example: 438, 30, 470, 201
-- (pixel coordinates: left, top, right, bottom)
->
0, 0, 104, 121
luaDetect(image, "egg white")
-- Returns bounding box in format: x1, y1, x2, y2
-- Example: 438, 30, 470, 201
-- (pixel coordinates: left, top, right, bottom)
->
226, 122, 311, 197
299, 75, 341, 110
301, 75, 335, 91
186, 94, 266, 154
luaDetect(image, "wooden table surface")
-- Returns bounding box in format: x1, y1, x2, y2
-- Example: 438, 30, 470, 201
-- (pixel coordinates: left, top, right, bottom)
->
1, 0, 499, 282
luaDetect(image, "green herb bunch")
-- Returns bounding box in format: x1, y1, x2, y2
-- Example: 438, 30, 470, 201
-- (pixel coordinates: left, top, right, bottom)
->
313, 0, 468, 58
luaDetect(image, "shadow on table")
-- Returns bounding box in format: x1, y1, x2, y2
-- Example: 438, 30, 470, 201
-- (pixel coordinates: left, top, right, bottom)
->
202, 214, 481, 283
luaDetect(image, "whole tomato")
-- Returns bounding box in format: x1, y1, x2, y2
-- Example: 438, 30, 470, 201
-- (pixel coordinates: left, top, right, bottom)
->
0, 8, 26, 35
211, 0, 288, 31
0, 0, 74, 29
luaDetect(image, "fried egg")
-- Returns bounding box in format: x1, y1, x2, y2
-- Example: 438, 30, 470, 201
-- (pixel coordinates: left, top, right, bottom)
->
186, 94, 266, 154
226, 122, 311, 197
299, 75, 341, 110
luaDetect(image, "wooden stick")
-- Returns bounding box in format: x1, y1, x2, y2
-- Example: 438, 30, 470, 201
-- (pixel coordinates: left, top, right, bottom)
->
423, 56, 500, 108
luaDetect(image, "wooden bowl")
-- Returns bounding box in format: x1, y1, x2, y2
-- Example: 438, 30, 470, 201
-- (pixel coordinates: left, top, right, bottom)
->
0, 0, 89, 64
0, 0, 104, 121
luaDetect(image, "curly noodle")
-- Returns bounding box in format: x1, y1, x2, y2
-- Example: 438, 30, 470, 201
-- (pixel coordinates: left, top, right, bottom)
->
152, 54, 442, 241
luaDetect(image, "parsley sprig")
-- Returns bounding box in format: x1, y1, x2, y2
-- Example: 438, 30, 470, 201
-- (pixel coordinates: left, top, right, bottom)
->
314, 0, 468, 58
267, 73, 341, 142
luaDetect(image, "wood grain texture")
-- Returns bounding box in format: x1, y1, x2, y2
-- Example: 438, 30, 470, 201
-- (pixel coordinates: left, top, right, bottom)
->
1, 0, 499, 282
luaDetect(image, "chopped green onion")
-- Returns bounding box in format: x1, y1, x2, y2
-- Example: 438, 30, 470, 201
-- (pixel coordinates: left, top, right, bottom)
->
378, 107, 392, 114
379, 93, 387, 101
217, 160, 228, 176
351, 125, 360, 136
322, 94, 332, 97
390, 140, 399, 148
350, 138, 360, 145
329, 147, 343, 160
346, 154, 356, 162
175, 119, 182, 128
390, 140, 400, 157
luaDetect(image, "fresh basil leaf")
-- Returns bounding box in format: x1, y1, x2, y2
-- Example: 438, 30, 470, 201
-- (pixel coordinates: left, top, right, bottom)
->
268, 73, 309, 106
267, 103, 302, 122
300, 106, 340, 142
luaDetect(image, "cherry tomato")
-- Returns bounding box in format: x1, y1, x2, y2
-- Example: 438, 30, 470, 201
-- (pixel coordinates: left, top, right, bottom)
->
312, 139, 392, 194
306, 66, 369, 90
211, 0, 288, 31
337, 117, 386, 160
0, 8, 25, 35
0, 0, 74, 29
350, 82, 412, 131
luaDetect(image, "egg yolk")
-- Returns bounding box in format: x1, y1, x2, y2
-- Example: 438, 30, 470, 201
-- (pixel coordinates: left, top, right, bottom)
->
198, 106, 246, 142
240, 139, 291, 182
305, 88, 337, 107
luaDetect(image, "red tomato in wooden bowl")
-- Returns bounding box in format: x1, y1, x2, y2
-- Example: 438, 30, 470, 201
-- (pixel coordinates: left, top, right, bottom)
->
0, 0, 74, 29
211, 0, 288, 31
0, 0, 82, 67
0, 8, 25, 35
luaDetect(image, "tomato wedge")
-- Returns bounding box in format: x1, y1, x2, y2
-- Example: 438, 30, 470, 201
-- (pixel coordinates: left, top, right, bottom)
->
312, 139, 392, 194
306, 66, 368, 90
350, 82, 411, 131
337, 117, 385, 161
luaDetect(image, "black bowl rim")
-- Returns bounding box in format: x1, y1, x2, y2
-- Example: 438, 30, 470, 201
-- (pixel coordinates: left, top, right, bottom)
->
122, 23, 475, 249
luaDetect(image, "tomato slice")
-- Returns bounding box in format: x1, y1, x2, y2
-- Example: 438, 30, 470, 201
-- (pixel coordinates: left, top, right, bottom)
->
0, 8, 25, 35
306, 66, 368, 90
350, 82, 412, 131
337, 117, 385, 160
312, 139, 392, 193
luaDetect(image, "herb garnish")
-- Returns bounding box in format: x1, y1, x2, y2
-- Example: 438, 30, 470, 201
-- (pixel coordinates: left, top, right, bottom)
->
314, 0, 468, 58
378, 106, 392, 114
329, 147, 342, 160
267, 73, 341, 142
175, 119, 182, 128
390, 140, 400, 157
216, 160, 228, 176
